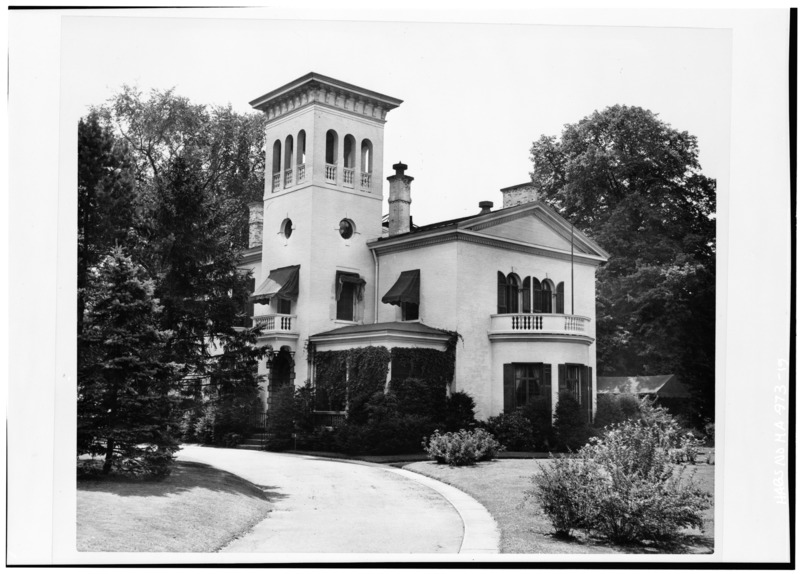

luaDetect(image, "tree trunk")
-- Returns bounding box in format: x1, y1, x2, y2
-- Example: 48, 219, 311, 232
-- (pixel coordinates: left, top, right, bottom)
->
102, 438, 115, 474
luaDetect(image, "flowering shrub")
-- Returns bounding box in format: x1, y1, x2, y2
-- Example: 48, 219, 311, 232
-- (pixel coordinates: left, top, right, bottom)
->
424, 428, 504, 466
528, 399, 712, 545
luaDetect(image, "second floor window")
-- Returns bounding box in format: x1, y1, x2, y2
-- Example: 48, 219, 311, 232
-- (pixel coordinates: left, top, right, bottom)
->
336, 271, 365, 321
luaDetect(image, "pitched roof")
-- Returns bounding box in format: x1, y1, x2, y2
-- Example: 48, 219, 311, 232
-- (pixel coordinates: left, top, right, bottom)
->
311, 321, 450, 339
597, 375, 691, 398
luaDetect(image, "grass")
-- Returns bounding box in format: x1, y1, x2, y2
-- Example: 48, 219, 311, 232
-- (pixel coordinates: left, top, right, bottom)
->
404, 457, 715, 554
77, 460, 274, 552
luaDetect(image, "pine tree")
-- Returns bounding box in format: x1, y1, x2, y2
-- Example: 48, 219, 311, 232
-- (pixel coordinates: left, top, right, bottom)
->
78, 248, 179, 476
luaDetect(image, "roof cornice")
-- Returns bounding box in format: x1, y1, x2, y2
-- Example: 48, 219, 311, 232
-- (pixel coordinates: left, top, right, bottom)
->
250, 72, 403, 125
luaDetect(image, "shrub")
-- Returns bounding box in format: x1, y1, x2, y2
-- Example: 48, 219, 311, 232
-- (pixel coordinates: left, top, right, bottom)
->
441, 391, 477, 432
704, 420, 715, 446
333, 391, 436, 455
527, 453, 601, 537
552, 393, 593, 450
194, 404, 217, 445
221, 432, 243, 447
594, 393, 641, 429
424, 428, 504, 466
483, 410, 537, 451
529, 400, 712, 545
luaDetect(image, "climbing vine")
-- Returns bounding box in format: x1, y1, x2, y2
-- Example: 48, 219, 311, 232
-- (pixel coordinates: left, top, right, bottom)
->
313, 351, 347, 411
346, 346, 391, 424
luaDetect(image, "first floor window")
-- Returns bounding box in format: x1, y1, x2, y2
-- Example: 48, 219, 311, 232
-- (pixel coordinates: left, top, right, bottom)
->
401, 301, 419, 321
558, 363, 593, 423
503, 363, 552, 418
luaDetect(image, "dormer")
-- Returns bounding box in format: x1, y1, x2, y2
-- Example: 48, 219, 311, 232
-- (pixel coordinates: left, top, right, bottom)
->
250, 72, 402, 198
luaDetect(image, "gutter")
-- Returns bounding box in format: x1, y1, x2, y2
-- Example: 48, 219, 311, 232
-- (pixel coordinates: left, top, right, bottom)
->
371, 248, 379, 323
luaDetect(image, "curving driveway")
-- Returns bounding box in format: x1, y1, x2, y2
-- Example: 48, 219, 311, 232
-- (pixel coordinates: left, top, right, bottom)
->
178, 445, 498, 554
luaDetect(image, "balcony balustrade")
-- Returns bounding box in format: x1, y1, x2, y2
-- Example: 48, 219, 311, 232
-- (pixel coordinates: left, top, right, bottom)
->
325, 163, 337, 182
253, 313, 297, 334
343, 167, 355, 187
296, 163, 306, 183
272, 172, 280, 191
360, 172, 372, 189
489, 313, 592, 342
284, 168, 293, 187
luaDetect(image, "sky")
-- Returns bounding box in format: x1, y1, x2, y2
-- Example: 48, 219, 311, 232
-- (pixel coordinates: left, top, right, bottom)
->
59, 10, 732, 225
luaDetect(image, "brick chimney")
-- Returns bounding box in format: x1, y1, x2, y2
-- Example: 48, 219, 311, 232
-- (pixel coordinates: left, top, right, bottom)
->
387, 162, 413, 236
248, 201, 263, 248
500, 182, 539, 208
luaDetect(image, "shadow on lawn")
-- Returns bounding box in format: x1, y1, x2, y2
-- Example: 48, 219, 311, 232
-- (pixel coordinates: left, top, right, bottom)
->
77, 460, 290, 503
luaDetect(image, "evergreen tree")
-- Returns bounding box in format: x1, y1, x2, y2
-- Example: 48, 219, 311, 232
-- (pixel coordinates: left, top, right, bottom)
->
78, 248, 178, 476
530, 105, 716, 419
78, 112, 136, 333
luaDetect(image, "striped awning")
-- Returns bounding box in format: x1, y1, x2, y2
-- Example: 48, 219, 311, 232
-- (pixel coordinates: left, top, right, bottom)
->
252, 265, 300, 303
381, 269, 420, 306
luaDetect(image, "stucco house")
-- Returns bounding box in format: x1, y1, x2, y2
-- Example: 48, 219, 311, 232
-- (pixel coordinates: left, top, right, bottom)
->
240, 72, 608, 423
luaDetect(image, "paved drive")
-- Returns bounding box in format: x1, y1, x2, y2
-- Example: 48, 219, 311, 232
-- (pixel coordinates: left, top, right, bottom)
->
178, 445, 493, 554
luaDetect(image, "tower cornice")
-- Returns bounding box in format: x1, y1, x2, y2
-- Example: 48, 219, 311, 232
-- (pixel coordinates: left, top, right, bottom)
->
250, 72, 402, 124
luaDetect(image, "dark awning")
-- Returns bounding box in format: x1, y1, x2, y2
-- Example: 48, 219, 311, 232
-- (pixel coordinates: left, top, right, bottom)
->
336, 271, 366, 301
252, 265, 300, 303
381, 269, 420, 306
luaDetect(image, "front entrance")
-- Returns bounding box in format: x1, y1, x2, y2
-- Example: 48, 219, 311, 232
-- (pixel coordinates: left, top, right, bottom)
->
267, 346, 295, 405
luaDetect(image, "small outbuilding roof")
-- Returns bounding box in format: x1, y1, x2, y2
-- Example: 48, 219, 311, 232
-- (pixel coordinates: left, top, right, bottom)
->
312, 321, 449, 339
596, 375, 691, 399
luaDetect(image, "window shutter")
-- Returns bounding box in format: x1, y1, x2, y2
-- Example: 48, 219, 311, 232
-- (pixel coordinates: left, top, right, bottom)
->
558, 364, 566, 396
503, 364, 515, 413
583, 366, 593, 423
533, 278, 542, 313
497, 272, 507, 314
543, 363, 552, 425
556, 282, 564, 314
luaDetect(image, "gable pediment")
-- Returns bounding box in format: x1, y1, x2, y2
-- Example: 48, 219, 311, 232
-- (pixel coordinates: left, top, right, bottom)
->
461, 203, 606, 258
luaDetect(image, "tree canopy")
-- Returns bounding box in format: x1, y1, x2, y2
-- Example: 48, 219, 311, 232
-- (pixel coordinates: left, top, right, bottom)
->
530, 105, 716, 420
77, 88, 267, 473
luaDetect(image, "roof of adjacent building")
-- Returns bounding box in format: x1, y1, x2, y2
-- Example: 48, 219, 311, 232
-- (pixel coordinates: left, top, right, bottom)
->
500, 182, 537, 191
311, 321, 451, 339
596, 375, 691, 398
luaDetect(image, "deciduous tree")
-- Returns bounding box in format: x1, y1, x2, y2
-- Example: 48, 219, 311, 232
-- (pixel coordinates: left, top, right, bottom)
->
530, 105, 715, 419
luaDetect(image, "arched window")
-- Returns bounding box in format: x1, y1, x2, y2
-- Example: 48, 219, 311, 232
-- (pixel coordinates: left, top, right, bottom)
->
325, 130, 338, 164
272, 140, 282, 174
325, 130, 338, 182
361, 139, 373, 172
541, 279, 554, 313
297, 130, 306, 166
296, 130, 307, 183
343, 135, 356, 168
522, 277, 532, 313
507, 273, 521, 314
556, 282, 565, 314
271, 140, 282, 191
497, 272, 507, 314
284, 135, 294, 186
532, 278, 542, 312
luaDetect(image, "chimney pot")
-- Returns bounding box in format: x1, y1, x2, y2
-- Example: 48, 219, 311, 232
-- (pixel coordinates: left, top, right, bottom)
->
479, 200, 494, 214
392, 162, 408, 177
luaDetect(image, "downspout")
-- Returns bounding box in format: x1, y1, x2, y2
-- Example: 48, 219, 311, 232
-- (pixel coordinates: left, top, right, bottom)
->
371, 248, 379, 323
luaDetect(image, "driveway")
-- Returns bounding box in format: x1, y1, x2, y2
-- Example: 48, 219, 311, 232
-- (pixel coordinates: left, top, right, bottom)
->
178, 445, 498, 554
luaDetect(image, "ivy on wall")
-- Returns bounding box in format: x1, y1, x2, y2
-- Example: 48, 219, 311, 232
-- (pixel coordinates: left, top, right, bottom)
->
311, 342, 458, 423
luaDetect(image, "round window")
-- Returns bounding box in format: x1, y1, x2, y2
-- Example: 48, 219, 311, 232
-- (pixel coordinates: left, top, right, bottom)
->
339, 219, 354, 240
282, 218, 293, 239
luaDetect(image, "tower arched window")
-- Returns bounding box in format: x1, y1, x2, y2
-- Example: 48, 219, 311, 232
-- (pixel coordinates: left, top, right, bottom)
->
271, 139, 282, 191
541, 279, 554, 313
556, 282, 565, 314
296, 130, 306, 182
284, 135, 294, 187
360, 139, 373, 189
497, 272, 507, 314
325, 130, 338, 182
343, 135, 356, 186
506, 273, 521, 314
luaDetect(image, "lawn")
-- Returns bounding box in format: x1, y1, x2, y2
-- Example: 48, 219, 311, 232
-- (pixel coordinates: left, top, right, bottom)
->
404, 458, 715, 554
77, 460, 274, 552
